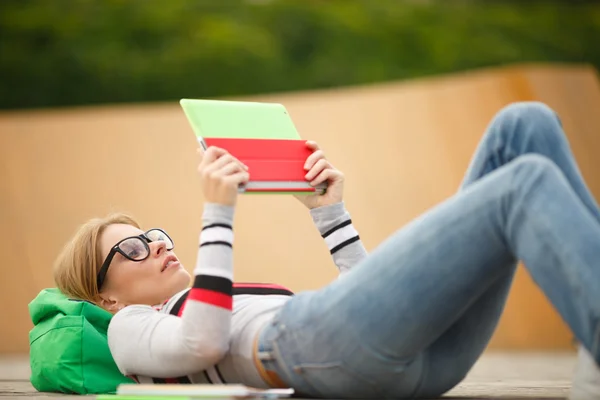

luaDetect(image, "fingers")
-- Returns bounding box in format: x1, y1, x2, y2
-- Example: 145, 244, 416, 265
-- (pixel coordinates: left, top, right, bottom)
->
215, 159, 245, 177
225, 170, 250, 186
199, 147, 248, 173
305, 149, 326, 171
304, 140, 324, 171
305, 158, 330, 181
197, 146, 250, 206
305, 140, 320, 151
206, 153, 236, 173
201, 156, 247, 189
198, 146, 227, 167
311, 167, 342, 186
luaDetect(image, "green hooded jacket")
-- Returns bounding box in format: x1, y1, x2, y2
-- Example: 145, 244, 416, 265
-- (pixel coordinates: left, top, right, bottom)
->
28, 288, 134, 394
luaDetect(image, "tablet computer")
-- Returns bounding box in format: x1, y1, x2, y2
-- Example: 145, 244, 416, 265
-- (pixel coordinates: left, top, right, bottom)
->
179, 98, 325, 195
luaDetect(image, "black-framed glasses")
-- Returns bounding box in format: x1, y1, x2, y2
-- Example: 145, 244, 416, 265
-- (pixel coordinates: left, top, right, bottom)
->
96, 228, 174, 291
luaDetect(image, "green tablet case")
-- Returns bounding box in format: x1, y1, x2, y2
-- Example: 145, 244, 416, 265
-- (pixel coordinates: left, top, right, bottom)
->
180, 99, 302, 142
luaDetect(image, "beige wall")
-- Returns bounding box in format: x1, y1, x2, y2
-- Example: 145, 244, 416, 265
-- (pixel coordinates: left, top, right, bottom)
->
1, 63, 599, 354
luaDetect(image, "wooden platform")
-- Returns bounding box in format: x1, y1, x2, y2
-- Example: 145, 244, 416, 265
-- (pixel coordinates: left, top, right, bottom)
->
0, 352, 576, 399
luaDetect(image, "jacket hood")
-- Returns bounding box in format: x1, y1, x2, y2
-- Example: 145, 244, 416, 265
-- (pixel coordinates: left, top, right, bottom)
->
29, 288, 111, 332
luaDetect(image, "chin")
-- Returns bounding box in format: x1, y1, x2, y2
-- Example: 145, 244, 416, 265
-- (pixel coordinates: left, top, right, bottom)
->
155, 268, 192, 304
171, 268, 192, 293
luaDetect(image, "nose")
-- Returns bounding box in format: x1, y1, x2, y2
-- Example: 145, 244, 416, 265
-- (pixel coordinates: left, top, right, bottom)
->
150, 240, 167, 257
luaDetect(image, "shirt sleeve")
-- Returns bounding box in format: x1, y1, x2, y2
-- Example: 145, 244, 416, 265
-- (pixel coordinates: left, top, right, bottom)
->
108, 203, 236, 378
309, 201, 368, 275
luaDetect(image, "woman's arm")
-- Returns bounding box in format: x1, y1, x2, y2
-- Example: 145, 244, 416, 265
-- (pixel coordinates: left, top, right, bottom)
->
108, 146, 248, 378
292, 141, 365, 274
310, 202, 367, 275
107, 203, 236, 378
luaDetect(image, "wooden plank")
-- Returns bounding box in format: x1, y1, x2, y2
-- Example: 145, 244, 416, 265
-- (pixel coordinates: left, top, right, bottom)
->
0, 352, 575, 398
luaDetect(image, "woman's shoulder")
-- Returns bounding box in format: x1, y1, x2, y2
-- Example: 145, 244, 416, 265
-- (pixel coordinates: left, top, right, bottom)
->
111, 304, 157, 322
108, 303, 177, 342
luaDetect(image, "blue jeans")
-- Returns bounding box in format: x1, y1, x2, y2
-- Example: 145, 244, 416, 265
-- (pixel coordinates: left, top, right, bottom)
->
258, 102, 600, 399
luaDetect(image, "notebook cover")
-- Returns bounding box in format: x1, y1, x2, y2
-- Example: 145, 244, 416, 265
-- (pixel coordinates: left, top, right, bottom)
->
203, 138, 311, 182
180, 99, 301, 141
116, 383, 294, 398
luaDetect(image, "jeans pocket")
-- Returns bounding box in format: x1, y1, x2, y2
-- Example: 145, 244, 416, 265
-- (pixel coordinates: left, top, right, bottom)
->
293, 361, 385, 399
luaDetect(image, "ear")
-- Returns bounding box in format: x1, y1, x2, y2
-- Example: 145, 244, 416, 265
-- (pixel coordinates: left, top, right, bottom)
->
97, 293, 125, 313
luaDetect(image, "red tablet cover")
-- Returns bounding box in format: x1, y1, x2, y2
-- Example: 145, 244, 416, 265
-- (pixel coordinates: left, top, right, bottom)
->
203, 137, 311, 182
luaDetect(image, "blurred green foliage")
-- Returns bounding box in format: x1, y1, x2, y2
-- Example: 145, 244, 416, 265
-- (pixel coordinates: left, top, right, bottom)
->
0, 0, 599, 109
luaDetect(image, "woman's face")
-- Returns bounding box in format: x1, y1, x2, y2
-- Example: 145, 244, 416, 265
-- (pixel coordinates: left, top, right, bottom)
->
98, 223, 191, 310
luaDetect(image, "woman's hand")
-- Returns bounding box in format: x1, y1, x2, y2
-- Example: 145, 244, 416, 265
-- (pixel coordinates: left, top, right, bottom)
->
294, 141, 345, 210
197, 146, 249, 206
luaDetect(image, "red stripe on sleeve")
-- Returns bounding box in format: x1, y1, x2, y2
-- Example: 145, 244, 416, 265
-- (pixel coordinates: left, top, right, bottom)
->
188, 288, 233, 310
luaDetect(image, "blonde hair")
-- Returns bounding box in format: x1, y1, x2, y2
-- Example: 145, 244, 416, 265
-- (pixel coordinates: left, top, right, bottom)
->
53, 213, 140, 302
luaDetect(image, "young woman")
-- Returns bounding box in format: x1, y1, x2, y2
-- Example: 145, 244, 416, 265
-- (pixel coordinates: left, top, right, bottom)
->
53, 102, 599, 399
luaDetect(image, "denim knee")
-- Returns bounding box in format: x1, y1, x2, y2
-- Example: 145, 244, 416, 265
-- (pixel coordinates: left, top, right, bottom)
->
496, 101, 560, 125
482, 101, 568, 158
509, 153, 564, 193
494, 101, 562, 135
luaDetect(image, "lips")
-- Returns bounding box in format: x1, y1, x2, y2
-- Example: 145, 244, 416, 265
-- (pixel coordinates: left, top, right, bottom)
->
161, 255, 178, 272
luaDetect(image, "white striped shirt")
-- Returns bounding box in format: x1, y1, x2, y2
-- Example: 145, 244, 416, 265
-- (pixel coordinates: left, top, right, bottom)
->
107, 202, 366, 387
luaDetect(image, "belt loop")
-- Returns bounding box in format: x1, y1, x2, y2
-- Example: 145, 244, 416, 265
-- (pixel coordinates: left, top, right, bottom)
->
257, 350, 274, 361
253, 333, 288, 389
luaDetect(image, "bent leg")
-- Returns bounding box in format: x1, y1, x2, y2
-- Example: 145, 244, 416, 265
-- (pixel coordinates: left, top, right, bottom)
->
418, 102, 600, 396
265, 154, 600, 399
461, 101, 600, 221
